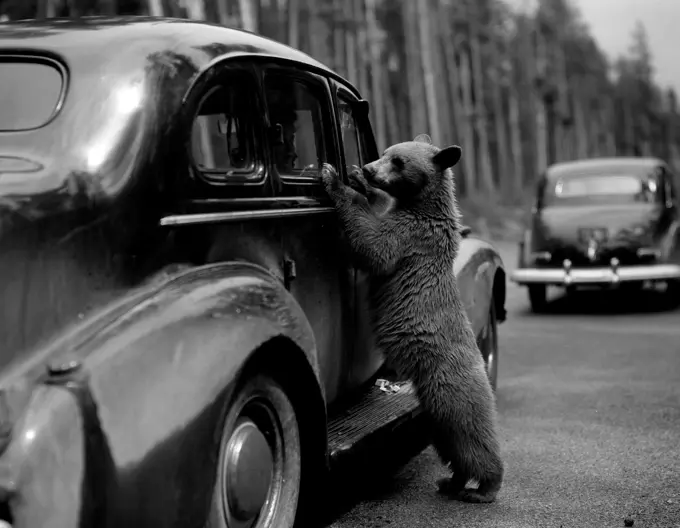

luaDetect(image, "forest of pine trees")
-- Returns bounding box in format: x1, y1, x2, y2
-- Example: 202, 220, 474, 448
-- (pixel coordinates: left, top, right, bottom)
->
2, 0, 680, 206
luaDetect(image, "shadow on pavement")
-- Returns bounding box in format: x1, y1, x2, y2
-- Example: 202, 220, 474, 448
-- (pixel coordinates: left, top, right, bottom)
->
313, 421, 430, 527
520, 286, 680, 316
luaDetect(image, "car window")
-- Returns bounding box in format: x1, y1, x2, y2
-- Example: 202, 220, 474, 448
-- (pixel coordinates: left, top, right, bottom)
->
337, 96, 363, 173
191, 74, 254, 177
0, 59, 64, 131
545, 173, 659, 206
264, 74, 327, 179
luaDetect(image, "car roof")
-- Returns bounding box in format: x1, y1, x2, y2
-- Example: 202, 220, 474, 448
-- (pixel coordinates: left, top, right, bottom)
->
0, 16, 360, 97
546, 157, 665, 180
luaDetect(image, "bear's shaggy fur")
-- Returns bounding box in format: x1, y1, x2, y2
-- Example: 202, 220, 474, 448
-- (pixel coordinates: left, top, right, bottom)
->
321, 134, 504, 503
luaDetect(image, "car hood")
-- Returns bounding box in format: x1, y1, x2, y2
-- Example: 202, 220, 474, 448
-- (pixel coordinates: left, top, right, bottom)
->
537, 203, 661, 246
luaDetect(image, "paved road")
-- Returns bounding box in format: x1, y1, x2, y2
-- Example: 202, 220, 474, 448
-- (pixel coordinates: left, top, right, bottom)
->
326, 241, 680, 528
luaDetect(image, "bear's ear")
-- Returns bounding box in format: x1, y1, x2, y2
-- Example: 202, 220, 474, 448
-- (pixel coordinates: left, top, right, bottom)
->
433, 145, 462, 169
413, 134, 432, 144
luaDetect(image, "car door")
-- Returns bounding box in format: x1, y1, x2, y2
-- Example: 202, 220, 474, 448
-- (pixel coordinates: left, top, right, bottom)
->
329, 83, 385, 393
260, 63, 356, 404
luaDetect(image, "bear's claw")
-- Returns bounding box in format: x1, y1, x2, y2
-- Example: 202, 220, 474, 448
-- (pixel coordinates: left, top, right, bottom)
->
320, 163, 339, 193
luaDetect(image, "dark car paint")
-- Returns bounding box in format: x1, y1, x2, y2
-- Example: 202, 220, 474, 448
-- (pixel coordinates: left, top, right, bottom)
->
523, 158, 680, 269
0, 17, 507, 527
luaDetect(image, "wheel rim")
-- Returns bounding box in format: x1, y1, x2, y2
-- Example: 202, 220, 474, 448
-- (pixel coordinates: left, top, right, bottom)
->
218, 393, 293, 528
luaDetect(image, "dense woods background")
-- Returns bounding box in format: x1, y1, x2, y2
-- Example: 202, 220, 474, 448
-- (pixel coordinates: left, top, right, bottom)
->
2, 0, 679, 232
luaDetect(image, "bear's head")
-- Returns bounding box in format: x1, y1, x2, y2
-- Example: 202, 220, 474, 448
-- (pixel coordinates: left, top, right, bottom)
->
361, 134, 462, 207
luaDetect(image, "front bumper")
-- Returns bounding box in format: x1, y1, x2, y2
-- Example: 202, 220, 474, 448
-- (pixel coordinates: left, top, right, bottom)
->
511, 260, 680, 286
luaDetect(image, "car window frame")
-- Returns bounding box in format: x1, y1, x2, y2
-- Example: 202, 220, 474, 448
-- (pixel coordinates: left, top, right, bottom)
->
334, 87, 371, 174
262, 65, 337, 189
337, 85, 379, 165
186, 62, 266, 188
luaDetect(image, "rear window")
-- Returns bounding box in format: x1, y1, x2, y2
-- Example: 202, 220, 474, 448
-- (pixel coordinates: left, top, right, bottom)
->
0, 58, 64, 131
545, 173, 659, 206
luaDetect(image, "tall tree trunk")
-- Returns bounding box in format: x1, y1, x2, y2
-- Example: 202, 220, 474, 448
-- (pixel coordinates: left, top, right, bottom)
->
238, 0, 258, 32
469, 15, 494, 195
459, 49, 477, 194
365, 0, 385, 150
431, 0, 453, 147
147, 0, 164, 19
508, 83, 524, 195
355, 0, 369, 99
184, 0, 205, 20
438, 5, 471, 194
287, 0, 300, 48
344, 0, 357, 85
532, 24, 549, 174
333, 0, 344, 75
490, 40, 511, 197
572, 90, 588, 159
402, 0, 426, 137
384, 73, 399, 146
215, 0, 230, 25
416, 0, 440, 143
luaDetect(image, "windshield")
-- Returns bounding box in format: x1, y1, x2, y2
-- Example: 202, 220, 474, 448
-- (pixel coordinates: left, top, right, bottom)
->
544, 173, 659, 206
0, 58, 64, 131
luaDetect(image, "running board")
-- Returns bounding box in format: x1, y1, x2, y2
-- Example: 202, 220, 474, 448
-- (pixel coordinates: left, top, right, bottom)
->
327, 380, 425, 472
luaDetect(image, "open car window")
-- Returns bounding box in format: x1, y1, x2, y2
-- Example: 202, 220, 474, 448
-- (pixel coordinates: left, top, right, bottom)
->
264, 74, 326, 179
190, 74, 255, 177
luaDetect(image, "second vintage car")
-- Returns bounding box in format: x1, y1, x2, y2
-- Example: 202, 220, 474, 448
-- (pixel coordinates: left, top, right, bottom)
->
0, 16, 507, 528
512, 157, 680, 312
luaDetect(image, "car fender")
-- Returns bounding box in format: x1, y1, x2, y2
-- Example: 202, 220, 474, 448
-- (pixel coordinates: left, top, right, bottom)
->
0, 261, 325, 527
455, 236, 507, 333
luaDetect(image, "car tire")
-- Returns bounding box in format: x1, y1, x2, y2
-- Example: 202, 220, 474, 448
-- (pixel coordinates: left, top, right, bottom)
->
528, 284, 548, 313
208, 374, 301, 528
666, 279, 680, 307
478, 301, 499, 392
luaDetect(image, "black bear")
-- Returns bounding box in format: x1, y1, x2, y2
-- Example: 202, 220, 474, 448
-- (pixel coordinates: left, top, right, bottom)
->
321, 134, 504, 503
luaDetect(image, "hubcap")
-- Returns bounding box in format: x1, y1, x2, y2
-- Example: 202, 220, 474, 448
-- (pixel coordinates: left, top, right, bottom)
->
224, 418, 274, 521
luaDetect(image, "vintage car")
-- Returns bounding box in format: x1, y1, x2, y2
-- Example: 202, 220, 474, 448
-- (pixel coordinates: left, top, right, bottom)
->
0, 16, 507, 528
512, 157, 680, 312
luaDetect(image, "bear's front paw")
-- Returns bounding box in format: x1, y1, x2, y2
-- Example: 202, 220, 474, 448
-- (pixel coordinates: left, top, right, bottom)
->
348, 167, 371, 196
320, 163, 340, 193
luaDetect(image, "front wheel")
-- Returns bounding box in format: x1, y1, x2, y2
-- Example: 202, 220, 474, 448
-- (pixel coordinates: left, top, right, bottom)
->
528, 284, 547, 313
478, 302, 499, 392
208, 374, 301, 528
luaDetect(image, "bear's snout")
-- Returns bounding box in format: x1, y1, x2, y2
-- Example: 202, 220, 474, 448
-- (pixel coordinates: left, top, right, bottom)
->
362, 161, 391, 188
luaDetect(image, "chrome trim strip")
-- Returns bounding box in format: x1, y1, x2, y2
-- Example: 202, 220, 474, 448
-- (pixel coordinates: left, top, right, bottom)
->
510, 264, 680, 285
159, 206, 335, 226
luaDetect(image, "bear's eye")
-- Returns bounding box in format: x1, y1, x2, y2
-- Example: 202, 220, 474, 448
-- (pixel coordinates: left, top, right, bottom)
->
392, 156, 405, 170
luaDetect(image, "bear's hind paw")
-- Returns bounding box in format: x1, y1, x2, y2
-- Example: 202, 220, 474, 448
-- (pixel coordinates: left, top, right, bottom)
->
436, 476, 465, 497
450, 488, 498, 504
